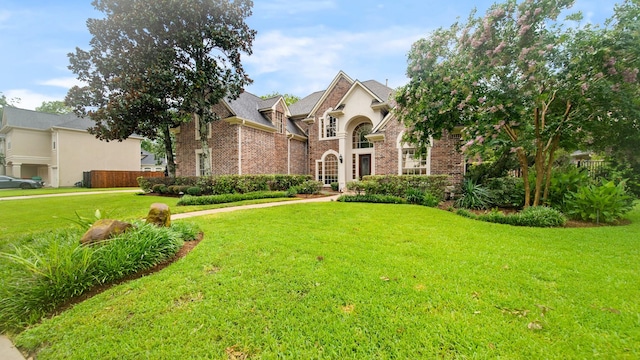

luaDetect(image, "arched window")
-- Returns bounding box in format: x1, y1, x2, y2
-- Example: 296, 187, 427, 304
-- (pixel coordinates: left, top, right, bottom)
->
352, 123, 373, 149
317, 153, 338, 185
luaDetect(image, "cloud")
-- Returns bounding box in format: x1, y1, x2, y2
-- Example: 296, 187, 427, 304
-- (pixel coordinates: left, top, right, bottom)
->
38, 77, 85, 89
244, 26, 426, 95
255, 0, 336, 16
3, 89, 63, 110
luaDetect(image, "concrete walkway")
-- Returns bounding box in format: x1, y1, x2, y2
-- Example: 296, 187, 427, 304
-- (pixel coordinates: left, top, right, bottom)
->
0, 193, 341, 359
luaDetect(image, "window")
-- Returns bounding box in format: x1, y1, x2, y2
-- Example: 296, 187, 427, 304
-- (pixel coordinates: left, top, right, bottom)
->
320, 115, 337, 139
317, 153, 338, 185
196, 150, 211, 176
402, 148, 428, 175
352, 123, 373, 149
194, 116, 212, 140
52, 140, 56, 150
274, 111, 285, 134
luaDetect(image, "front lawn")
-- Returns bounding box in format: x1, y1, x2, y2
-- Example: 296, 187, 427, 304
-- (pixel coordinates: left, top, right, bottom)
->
12, 202, 640, 359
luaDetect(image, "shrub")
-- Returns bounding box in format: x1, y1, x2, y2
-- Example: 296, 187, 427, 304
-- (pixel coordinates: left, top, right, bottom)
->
295, 180, 323, 195
285, 187, 298, 197
455, 207, 566, 227
186, 186, 202, 196
455, 179, 491, 209
330, 182, 339, 192
177, 191, 288, 206
564, 180, 635, 224
546, 166, 591, 211
484, 177, 525, 208
0, 222, 198, 331
422, 192, 441, 207
151, 184, 168, 194
405, 188, 425, 205
138, 175, 312, 196
337, 194, 407, 204
360, 175, 449, 199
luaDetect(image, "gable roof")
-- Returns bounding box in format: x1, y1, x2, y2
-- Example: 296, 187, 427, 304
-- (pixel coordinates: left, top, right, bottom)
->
289, 90, 325, 118
361, 80, 394, 103
141, 149, 167, 166
307, 71, 354, 118
225, 92, 274, 128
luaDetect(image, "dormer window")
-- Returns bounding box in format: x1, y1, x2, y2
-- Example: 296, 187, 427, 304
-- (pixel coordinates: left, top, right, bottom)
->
274, 111, 285, 134
320, 115, 337, 139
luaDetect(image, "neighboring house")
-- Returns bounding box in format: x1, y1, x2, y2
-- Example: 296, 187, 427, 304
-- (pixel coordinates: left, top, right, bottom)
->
0, 107, 143, 187
141, 149, 167, 172
174, 71, 465, 189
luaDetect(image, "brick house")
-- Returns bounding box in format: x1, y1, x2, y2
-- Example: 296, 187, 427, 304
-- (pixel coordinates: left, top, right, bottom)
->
174, 71, 465, 189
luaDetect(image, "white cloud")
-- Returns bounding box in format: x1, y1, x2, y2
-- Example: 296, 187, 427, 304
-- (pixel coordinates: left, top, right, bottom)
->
255, 0, 336, 16
38, 77, 85, 89
4, 89, 62, 110
245, 26, 426, 95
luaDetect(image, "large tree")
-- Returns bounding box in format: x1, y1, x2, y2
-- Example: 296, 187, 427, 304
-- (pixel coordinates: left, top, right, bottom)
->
395, 0, 640, 207
35, 101, 73, 114
66, 0, 255, 176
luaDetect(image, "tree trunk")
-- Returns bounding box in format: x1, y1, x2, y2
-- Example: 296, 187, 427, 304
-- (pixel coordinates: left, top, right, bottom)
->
161, 124, 176, 177
517, 148, 530, 207
533, 107, 545, 207
542, 136, 560, 204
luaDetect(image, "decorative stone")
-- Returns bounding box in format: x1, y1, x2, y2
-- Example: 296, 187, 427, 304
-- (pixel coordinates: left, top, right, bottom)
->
146, 203, 171, 227
80, 219, 133, 245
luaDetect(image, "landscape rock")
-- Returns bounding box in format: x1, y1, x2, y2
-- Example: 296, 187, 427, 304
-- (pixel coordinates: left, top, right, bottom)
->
80, 219, 133, 245
146, 203, 171, 227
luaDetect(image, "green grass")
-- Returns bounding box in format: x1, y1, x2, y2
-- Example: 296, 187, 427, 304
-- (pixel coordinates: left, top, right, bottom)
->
10, 202, 640, 359
0, 193, 295, 245
0, 187, 141, 198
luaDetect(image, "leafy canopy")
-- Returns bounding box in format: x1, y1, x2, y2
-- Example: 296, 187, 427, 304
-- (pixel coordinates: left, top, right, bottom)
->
395, 0, 640, 206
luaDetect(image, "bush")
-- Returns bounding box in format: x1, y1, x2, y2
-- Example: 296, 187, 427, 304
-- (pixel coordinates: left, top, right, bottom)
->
564, 180, 635, 224
330, 182, 339, 192
484, 177, 525, 208
337, 194, 407, 204
138, 175, 312, 196
455, 179, 491, 209
152, 184, 168, 194
346, 175, 449, 200
177, 191, 288, 206
0, 222, 198, 331
422, 192, 441, 207
285, 187, 298, 197
546, 166, 591, 211
295, 180, 323, 195
186, 186, 202, 196
455, 206, 566, 227
405, 188, 425, 205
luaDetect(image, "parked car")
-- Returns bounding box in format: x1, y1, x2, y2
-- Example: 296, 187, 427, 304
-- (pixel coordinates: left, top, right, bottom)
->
0, 175, 44, 189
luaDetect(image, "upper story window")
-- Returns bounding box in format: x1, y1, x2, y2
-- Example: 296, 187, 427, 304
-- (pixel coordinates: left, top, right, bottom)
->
320, 115, 337, 139
274, 111, 285, 134
401, 148, 428, 175
352, 123, 373, 149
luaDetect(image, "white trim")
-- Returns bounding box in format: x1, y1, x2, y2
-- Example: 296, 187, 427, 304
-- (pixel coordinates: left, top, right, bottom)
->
396, 131, 431, 175
195, 148, 212, 176
307, 71, 354, 117
334, 80, 383, 110
316, 149, 340, 186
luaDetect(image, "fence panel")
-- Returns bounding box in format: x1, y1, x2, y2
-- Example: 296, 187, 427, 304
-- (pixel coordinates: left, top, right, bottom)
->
89, 170, 164, 188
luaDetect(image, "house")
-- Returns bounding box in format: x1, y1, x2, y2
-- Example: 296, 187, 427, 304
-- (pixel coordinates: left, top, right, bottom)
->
174, 71, 465, 188
0, 107, 143, 187
141, 149, 167, 173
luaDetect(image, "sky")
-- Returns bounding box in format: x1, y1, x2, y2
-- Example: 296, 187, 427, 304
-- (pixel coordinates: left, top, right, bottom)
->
0, 0, 620, 110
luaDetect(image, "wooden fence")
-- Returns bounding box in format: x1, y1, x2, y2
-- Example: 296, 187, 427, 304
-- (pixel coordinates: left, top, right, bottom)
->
83, 170, 164, 188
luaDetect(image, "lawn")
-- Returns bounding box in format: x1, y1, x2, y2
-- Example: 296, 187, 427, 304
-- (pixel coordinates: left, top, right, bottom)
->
10, 201, 640, 359
0, 187, 141, 198
0, 192, 295, 245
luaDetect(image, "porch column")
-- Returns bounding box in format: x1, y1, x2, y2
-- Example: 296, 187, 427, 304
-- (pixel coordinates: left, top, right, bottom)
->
12, 163, 22, 178
337, 132, 347, 191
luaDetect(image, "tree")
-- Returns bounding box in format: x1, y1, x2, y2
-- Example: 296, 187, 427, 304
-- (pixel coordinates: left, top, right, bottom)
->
0, 92, 20, 119
35, 101, 73, 114
66, 0, 256, 176
395, 0, 640, 207
260, 92, 300, 106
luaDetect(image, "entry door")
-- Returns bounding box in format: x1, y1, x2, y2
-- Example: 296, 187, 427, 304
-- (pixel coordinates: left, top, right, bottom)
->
359, 154, 371, 179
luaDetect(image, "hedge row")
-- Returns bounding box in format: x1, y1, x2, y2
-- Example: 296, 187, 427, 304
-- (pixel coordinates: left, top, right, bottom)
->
337, 194, 407, 204
177, 191, 288, 206
347, 175, 450, 199
138, 174, 312, 195
456, 206, 567, 228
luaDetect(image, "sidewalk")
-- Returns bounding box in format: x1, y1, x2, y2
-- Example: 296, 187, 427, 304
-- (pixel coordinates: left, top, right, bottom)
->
0, 193, 341, 359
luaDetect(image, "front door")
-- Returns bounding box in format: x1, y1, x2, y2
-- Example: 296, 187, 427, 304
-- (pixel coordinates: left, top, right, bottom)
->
359, 154, 371, 180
